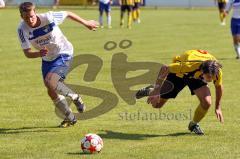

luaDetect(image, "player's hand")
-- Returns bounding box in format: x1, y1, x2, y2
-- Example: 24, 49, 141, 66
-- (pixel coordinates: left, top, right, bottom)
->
85, 20, 99, 31
215, 107, 224, 123
223, 11, 228, 18
39, 47, 48, 57
147, 88, 160, 106
147, 94, 160, 106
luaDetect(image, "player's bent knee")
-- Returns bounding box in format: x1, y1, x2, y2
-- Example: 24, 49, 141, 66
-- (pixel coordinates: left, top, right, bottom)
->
47, 88, 58, 100
44, 79, 50, 89
44, 78, 52, 89
200, 98, 212, 110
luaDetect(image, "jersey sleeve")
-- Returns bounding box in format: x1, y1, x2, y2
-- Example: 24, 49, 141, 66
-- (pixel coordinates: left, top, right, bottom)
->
17, 27, 31, 50
213, 69, 223, 86
225, 0, 233, 13
168, 63, 182, 74
48, 11, 68, 25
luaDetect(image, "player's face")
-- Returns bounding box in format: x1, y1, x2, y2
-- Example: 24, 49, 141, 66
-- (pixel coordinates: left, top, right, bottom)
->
202, 73, 213, 82
21, 10, 38, 27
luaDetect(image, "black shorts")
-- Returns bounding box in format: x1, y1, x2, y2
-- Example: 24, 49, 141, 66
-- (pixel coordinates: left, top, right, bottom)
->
218, 2, 226, 10
121, 5, 133, 12
160, 73, 207, 99
133, 2, 140, 10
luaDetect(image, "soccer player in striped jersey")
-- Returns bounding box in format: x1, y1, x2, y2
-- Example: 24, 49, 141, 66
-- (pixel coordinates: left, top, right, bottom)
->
133, 0, 143, 23
215, 0, 227, 25
17, 2, 99, 128
0, 0, 5, 8
53, 0, 59, 9
224, 0, 240, 59
99, 0, 112, 28
119, 0, 134, 29
136, 50, 224, 135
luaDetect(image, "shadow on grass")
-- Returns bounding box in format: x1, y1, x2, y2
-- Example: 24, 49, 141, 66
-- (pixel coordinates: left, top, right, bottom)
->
66, 131, 194, 156
66, 152, 96, 156
97, 130, 194, 140
0, 126, 60, 134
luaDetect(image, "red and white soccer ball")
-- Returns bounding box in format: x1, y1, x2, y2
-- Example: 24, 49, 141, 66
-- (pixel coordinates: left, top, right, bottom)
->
81, 133, 103, 154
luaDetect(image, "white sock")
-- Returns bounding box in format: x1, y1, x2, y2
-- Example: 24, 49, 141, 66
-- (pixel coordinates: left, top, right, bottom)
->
234, 44, 240, 58
55, 82, 78, 100
107, 15, 111, 27
54, 95, 75, 121
99, 15, 103, 26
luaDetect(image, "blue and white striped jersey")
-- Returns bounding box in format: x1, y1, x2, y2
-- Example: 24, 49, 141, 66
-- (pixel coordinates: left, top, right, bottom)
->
17, 11, 73, 61
225, 0, 240, 19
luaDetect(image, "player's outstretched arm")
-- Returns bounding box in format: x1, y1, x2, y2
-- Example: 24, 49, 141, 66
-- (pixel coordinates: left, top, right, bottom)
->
66, 11, 99, 31
215, 85, 224, 123
152, 65, 169, 92
23, 47, 48, 58
224, 0, 233, 17
147, 65, 169, 106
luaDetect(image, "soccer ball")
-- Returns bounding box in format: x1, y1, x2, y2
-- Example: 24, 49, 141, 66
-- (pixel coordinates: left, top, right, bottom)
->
81, 133, 103, 154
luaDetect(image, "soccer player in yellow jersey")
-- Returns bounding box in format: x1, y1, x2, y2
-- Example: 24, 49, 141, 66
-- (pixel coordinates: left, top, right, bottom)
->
133, 0, 143, 23
136, 50, 224, 135
119, 0, 134, 29
215, 0, 227, 25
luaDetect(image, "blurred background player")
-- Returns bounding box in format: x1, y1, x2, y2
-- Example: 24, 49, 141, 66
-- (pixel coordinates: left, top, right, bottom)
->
133, 0, 143, 24
119, 0, 134, 29
136, 50, 224, 135
215, 0, 227, 25
53, 0, 59, 9
99, 0, 112, 28
224, 0, 240, 59
0, 0, 5, 8
17, 2, 99, 127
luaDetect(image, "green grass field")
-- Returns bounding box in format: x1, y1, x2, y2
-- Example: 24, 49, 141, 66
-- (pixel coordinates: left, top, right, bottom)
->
0, 7, 240, 159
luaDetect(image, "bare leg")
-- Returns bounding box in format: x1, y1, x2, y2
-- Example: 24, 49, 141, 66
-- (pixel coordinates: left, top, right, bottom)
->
233, 35, 240, 58
44, 73, 76, 122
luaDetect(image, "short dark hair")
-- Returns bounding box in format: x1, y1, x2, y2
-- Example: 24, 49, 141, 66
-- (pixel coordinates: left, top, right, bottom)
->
19, 2, 35, 16
200, 60, 222, 75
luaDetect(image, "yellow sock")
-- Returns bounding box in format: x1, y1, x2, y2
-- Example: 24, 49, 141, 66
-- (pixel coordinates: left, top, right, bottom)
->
136, 9, 140, 20
220, 12, 225, 22
128, 12, 132, 28
133, 10, 137, 21
120, 17, 124, 26
193, 105, 208, 123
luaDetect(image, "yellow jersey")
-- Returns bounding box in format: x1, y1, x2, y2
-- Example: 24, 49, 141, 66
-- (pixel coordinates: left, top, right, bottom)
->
217, 0, 227, 3
134, 0, 141, 3
121, 0, 134, 6
168, 50, 223, 86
